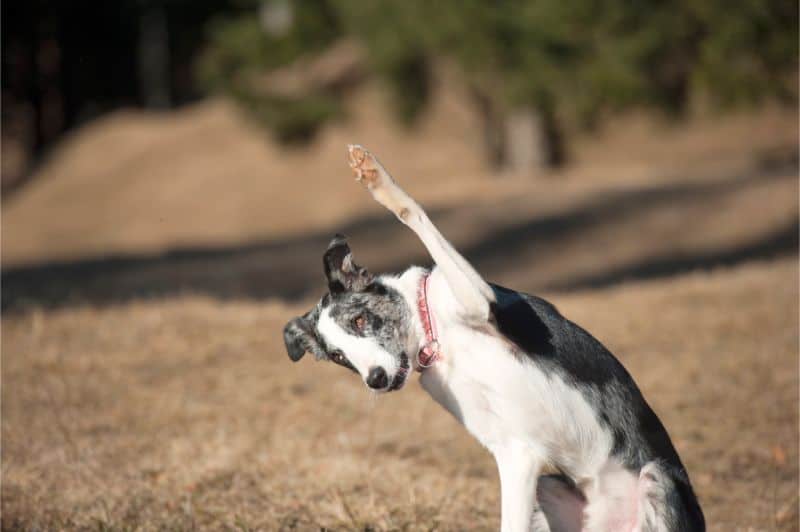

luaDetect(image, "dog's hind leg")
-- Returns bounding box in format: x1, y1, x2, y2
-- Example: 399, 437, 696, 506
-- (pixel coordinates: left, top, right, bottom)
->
537, 476, 586, 532
347, 144, 494, 319
632, 462, 705, 532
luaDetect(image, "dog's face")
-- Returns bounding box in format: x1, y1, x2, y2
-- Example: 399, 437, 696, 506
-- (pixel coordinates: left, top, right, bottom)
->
283, 235, 412, 392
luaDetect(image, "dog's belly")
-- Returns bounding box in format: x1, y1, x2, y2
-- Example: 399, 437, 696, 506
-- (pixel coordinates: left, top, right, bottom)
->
420, 327, 615, 480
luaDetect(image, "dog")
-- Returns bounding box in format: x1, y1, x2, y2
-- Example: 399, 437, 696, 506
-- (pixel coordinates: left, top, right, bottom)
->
283, 145, 705, 532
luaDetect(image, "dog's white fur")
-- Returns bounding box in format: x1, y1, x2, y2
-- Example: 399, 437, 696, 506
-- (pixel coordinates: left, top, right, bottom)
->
385, 267, 643, 532
316, 145, 681, 531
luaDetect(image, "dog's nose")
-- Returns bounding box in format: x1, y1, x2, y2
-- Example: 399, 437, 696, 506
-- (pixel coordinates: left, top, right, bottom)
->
366, 366, 388, 389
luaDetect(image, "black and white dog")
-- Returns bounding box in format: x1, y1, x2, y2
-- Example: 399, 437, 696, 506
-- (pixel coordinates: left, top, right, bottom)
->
283, 145, 705, 532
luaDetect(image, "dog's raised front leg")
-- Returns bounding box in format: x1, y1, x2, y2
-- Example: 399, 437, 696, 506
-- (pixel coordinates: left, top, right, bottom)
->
494, 444, 551, 532
347, 144, 495, 320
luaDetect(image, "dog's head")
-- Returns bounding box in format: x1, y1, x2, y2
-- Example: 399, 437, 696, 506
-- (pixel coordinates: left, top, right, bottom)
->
283, 235, 412, 392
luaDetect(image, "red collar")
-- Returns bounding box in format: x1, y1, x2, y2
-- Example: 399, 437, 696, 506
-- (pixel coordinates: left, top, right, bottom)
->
416, 272, 440, 371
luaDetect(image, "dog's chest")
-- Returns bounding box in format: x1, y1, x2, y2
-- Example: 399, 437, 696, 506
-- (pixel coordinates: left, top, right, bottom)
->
419, 322, 613, 471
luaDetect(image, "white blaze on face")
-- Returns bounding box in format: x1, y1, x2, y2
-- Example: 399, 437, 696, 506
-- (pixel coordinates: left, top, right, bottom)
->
316, 307, 399, 381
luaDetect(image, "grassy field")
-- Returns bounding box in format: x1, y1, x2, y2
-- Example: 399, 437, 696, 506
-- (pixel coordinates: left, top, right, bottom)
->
2, 259, 797, 530
2, 90, 798, 530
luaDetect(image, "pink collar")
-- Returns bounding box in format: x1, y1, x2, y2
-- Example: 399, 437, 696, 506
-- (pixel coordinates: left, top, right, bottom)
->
416, 272, 440, 371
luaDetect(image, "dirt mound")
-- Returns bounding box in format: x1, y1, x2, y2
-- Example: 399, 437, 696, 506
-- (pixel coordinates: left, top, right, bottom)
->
2, 81, 797, 268
1, 81, 486, 267
2, 258, 797, 530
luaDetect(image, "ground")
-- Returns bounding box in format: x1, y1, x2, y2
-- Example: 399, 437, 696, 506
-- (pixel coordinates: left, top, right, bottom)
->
1, 85, 798, 531
3, 259, 797, 531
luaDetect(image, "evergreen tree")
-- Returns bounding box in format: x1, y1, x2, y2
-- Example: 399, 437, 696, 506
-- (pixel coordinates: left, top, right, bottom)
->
198, 0, 798, 169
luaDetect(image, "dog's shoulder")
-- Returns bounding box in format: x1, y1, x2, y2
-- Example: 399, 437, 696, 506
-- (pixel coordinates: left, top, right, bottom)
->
488, 283, 562, 358
489, 282, 646, 394
488, 283, 615, 377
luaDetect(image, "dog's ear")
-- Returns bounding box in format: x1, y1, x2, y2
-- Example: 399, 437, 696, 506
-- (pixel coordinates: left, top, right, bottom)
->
323, 234, 373, 294
283, 315, 326, 362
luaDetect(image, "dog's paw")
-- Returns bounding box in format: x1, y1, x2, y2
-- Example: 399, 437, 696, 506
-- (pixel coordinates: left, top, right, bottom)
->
347, 144, 382, 189
346, 144, 410, 217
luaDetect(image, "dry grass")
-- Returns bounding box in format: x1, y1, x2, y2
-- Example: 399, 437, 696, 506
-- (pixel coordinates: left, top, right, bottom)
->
2, 258, 797, 531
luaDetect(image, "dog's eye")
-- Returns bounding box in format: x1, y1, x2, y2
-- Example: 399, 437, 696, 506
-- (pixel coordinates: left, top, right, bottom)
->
330, 351, 346, 364
352, 315, 366, 331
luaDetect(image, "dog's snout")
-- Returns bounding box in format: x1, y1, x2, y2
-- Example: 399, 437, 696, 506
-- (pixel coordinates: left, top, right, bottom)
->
366, 366, 389, 389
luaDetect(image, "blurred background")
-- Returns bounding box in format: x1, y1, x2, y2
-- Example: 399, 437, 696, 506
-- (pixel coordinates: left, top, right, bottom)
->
2, 1, 798, 530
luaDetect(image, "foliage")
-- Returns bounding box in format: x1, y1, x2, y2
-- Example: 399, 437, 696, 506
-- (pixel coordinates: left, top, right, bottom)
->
198, 0, 798, 151
196, 0, 342, 142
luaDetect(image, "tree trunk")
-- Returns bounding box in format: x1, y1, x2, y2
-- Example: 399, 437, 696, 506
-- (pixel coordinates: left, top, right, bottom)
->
505, 105, 564, 172
472, 89, 507, 170
138, 4, 171, 109
473, 89, 566, 174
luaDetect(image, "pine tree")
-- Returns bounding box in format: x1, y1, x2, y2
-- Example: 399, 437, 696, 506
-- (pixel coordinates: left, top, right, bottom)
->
198, 0, 798, 170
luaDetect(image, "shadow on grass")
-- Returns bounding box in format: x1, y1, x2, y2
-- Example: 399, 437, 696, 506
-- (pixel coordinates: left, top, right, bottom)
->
2, 164, 797, 312
543, 220, 798, 292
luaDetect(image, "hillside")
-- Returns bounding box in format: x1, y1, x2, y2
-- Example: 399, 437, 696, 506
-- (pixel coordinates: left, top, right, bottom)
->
2, 84, 797, 269
2, 87, 797, 310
